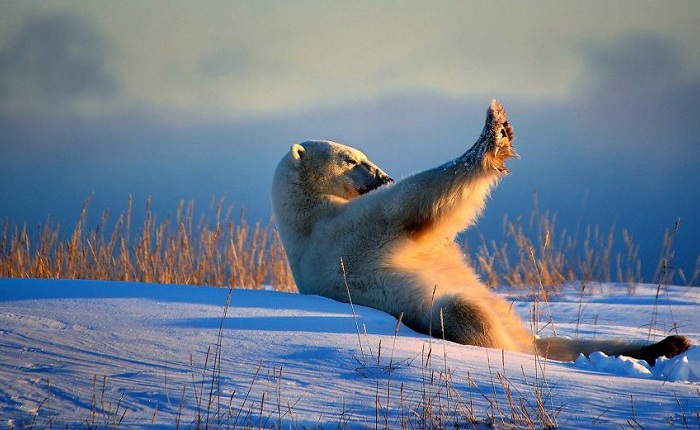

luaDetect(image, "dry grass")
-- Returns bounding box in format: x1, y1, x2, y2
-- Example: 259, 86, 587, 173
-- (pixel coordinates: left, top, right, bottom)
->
0, 196, 295, 292
471, 198, 699, 289
6, 195, 698, 429
2, 195, 698, 291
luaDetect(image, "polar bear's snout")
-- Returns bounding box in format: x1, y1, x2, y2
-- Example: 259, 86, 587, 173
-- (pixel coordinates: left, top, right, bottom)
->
353, 162, 393, 195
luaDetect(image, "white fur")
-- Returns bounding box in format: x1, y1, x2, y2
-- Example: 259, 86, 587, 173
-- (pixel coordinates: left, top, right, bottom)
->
271, 100, 689, 363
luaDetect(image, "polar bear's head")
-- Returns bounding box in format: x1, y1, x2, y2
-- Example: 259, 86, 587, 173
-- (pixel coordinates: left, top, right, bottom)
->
280, 140, 393, 201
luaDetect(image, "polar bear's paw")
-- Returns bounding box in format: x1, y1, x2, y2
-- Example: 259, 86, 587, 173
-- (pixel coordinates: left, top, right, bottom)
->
479, 99, 517, 174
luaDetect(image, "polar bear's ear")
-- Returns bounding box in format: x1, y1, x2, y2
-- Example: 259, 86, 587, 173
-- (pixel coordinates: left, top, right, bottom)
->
290, 144, 306, 162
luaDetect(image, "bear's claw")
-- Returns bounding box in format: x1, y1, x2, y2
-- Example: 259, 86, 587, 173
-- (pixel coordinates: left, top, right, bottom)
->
484, 100, 517, 173
635, 335, 692, 366
468, 99, 517, 174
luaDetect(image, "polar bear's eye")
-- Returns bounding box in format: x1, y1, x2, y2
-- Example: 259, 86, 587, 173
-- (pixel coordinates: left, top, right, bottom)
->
344, 158, 358, 166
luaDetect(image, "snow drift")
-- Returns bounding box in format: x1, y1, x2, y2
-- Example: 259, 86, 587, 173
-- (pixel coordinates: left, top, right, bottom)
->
1, 278, 698, 428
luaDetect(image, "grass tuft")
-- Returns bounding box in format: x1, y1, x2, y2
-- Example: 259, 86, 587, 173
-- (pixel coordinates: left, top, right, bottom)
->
3, 195, 697, 290
0, 196, 295, 291
471, 201, 698, 289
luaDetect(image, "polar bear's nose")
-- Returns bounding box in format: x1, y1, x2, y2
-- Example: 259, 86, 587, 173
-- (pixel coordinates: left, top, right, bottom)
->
371, 167, 393, 185
355, 164, 394, 195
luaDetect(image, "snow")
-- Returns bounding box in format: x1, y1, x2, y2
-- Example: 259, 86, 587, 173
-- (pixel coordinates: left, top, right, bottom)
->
573, 346, 700, 382
1, 278, 698, 428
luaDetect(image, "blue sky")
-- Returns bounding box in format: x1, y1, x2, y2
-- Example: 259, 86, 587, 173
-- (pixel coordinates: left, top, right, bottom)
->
1, 1, 699, 282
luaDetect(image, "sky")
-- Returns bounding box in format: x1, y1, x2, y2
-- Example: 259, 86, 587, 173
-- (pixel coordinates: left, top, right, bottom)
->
1, 1, 699, 282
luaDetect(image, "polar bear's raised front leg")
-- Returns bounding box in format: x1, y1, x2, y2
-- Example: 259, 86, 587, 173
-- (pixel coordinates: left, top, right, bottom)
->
378, 99, 517, 236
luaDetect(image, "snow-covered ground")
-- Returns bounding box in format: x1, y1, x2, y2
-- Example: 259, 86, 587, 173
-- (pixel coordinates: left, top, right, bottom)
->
1, 278, 698, 428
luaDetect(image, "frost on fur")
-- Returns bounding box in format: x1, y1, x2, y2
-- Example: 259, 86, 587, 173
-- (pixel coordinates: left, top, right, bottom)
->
271, 100, 691, 365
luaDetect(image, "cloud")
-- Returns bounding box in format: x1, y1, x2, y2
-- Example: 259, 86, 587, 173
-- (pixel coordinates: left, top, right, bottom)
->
197, 47, 254, 79
0, 13, 118, 117
4, 3, 700, 123
573, 33, 700, 158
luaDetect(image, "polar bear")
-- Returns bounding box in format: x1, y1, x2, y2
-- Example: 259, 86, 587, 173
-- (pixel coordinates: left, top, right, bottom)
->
272, 100, 690, 365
